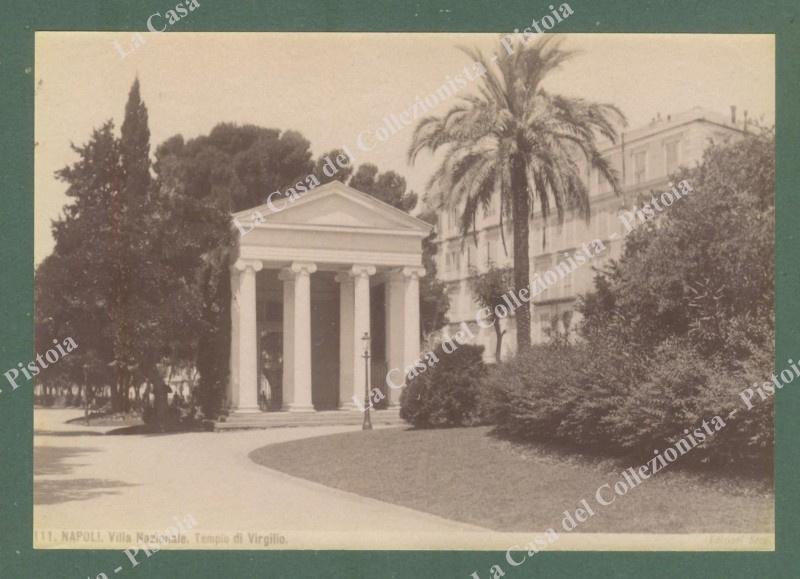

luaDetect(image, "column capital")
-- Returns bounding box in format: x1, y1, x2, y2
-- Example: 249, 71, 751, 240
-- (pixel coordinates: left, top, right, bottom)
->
350, 264, 377, 278
290, 262, 317, 275
234, 259, 263, 273
401, 266, 426, 279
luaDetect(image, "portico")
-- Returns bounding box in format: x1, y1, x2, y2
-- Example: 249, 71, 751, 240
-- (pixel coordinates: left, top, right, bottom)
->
228, 180, 431, 414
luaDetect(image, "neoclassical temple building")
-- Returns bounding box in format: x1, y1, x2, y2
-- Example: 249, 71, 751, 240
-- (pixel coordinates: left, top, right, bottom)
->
227, 181, 431, 416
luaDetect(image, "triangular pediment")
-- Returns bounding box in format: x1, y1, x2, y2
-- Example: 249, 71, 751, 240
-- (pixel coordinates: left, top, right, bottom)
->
233, 181, 432, 234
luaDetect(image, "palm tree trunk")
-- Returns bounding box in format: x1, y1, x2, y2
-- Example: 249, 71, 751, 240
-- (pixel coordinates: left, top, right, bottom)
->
510, 152, 532, 350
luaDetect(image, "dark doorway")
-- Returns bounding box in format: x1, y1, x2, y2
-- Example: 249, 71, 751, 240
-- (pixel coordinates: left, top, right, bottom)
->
311, 273, 340, 409
259, 300, 283, 411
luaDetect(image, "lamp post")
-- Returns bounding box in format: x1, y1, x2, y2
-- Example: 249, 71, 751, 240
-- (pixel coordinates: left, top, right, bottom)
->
361, 331, 372, 431
82, 364, 89, 426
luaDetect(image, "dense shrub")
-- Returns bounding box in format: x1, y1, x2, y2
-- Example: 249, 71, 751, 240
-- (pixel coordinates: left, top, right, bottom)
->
485, 339, 774, 467
579, 131, 774, 363
400, 342, 486, 428
483, 344, 634, 451
608, 338, 773, 465
479, 132, 773, 468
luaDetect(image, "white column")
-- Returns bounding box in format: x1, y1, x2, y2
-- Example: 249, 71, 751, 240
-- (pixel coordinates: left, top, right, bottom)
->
385, 270, 406, 406
402, 267, 425, 379
233, 259, 263, 413
351, 265, 376, 407
278, 269, 295, 411
287, 261, 317, 411
228, 267, 240, 410
335, 272, 355, 409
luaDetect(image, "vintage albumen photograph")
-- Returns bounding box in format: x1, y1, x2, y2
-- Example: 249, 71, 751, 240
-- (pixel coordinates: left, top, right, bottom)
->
30, 28, 775, 562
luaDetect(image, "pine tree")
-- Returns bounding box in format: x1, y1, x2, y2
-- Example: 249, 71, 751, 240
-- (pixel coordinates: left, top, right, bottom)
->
39, 79, 210, 429
37, 122, 124, 399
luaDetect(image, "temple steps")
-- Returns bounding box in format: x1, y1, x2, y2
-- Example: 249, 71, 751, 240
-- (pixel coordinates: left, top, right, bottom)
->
214, 406, 405, 431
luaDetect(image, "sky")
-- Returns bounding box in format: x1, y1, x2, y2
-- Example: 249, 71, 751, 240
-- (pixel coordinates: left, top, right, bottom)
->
35, 32, 775, 263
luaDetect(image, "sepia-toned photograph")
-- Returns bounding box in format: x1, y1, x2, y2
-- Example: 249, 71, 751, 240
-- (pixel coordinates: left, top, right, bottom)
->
31, 28, 775, 562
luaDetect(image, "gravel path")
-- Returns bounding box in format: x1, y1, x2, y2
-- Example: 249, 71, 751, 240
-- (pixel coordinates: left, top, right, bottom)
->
33, 408, 486, 550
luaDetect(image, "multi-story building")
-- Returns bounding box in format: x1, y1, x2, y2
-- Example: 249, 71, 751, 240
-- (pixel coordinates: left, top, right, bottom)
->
434, 107, 748, 361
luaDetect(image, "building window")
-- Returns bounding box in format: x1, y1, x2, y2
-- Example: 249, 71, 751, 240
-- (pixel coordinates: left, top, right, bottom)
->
452, 250, 461, 274
447, 285, 460, 320
449, 208, 460, 233
445, 249, 460, 274
633, 150, 647, 184
534, 254, 552, 273
533, 254, 553, 298
536, 312, 550, 343
483, 198, 496, 218
485, 237, 497, 267
466, 245, 474, 270
560, 249, 576, 297
664, 139, 680, 175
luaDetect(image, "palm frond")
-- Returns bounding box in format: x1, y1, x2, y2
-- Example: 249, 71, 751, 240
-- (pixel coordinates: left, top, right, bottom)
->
409, 35, 627, 261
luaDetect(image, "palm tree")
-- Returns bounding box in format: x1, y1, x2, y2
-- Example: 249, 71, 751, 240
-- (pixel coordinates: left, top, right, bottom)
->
408, 36, 626, 350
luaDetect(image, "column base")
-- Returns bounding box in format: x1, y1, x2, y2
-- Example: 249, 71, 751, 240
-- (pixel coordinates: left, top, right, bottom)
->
338, 400, 362, 411
283, 403, 316, 413
230, 406, 261, 415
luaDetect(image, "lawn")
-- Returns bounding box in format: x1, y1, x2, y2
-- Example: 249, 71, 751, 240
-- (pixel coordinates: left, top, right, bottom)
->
249, 426, 773, 533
